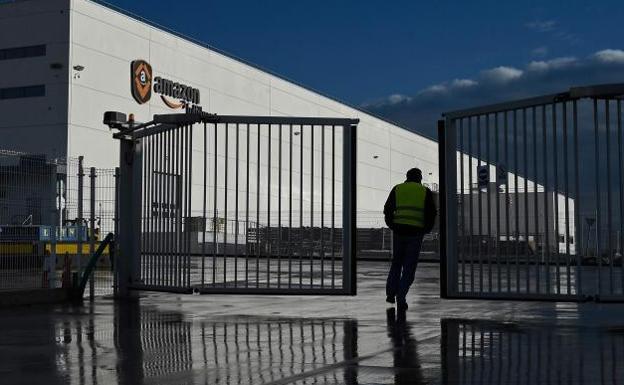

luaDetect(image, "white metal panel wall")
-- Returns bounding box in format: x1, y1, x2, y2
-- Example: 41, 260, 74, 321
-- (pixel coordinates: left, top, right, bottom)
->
0, 0, 70, 158
64, 0, 440, 225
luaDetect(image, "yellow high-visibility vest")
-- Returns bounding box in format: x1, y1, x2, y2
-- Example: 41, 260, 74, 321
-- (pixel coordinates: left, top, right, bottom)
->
393, 182, 426, 227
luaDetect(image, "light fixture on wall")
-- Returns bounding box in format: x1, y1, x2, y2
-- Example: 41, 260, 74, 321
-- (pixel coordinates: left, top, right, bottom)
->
73, 65, 85, 79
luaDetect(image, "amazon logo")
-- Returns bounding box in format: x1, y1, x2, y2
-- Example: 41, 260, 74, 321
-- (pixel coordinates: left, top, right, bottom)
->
130, 59, 201, 111
153, 77, 200, 109
131, 60, 152, 104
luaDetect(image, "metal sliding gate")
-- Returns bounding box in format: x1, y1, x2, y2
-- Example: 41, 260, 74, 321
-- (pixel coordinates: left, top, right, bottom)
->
113, 112, 358, 295
440, 83, 624, 301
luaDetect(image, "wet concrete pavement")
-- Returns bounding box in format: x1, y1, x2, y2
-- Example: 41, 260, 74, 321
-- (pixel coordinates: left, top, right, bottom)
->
2, 261, 624, 384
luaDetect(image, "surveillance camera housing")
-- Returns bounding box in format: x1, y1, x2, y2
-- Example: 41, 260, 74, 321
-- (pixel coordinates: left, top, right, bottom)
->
103, 111, 127, 129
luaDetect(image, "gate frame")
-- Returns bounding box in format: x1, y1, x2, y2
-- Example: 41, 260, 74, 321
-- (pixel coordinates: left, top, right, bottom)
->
109, 111, 358, 297
439, 83, 624, 302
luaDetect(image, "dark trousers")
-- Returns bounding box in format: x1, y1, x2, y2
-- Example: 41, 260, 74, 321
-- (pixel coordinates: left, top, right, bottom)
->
386, 232, 424, 305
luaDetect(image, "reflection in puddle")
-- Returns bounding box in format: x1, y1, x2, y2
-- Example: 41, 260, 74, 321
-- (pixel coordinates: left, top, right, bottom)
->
7, 302, 624, 384
442, 319, 624, 385
54, 303, 359, 384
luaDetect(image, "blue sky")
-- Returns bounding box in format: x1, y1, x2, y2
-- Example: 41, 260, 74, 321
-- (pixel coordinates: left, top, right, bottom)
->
106, 0, 623, 133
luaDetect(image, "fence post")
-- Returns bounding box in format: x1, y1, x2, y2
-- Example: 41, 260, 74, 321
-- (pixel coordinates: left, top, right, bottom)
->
77, 156, 84, 280
48, 165, 59, 289
117, 137, 142, 299
342, 123, 357, 295
89, 167, 96, 300
113, 167, 120, 296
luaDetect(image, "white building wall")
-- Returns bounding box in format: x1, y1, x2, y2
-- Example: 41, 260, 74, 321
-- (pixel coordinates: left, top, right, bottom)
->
63, 0, 438, 227
0, 0, 438, 230
0, 0, 70, 158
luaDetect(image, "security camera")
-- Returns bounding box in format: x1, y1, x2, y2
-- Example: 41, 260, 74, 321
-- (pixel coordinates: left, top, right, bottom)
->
103, 111, 127, 129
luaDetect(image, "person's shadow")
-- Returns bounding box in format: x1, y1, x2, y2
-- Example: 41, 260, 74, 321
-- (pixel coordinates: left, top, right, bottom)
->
386, 307, 426, 385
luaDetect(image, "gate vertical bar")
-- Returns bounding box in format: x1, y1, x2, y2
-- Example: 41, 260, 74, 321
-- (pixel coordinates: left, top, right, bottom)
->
573, 100, 582, 297
234, 123, 240, 288
505, 112, 511, 293
495, 114, 501, 292
288, 124, 293, 289
89, 167, 96, 300
459, 119, 466, 293
144, 135, 151, 286
321, 125, 325, 289
342, 123, 357, 295
310, 125, 315, 288
523, 109, 530, 293
186, 123, 193, 288
618, 100, 624, 294
213, 123, 218, 286
552, 104, 560, 295
256, 125, 261, 287
542, 106, 550, 294
331, 125, 335, 289
201, 123, 207, 286
444, 116, 458, 297
593, 98, 602, 296
513, 110, 520, 293
476, 115, 483, 293
278, 124, 282, 288
77, 156, 84, 278
245, 124, 250, 288
469, 118, 475, 293
299, 126, 304, 288
439, 119, 448, 297
485, 114, 492, 293
532, 107, 540, 294
224, 123, 229, 286
266, 124, 271, 287
562, 102, 571, 295
605, 100, 614, 295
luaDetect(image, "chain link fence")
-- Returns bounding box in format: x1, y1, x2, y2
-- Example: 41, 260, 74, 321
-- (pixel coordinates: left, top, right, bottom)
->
0, 150, 117, 297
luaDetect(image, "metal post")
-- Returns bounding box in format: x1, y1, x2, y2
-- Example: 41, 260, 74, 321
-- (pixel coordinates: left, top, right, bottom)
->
77, 156, 84, 278
438, 119, 449, 298
342, 123, 357, 295
441, 117, 458, 297
117, 136, 141, 299
49, 168, 59, 289
113, 167, 120, 295
89, 167, 96, 300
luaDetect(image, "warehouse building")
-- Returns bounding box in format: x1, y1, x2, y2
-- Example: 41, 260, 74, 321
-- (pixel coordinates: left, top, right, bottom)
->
0, 0, 439, 229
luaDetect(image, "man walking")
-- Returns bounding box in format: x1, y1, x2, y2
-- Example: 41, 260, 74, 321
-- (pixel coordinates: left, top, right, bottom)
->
384, 168, 437, 311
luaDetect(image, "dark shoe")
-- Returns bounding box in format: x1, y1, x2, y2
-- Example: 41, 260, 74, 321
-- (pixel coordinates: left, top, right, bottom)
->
386, 295, 395, 304
397, 302, 408, 311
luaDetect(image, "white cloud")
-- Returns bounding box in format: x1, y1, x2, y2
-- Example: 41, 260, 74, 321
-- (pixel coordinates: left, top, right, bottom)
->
531, 46, 549, 57
480, 66, 523, 83
526, 20, 557, 32
386, 94, 411, 104
593, 49, 624, 64
527, 57, 577, 71
451, 78, 478, 88
422, 84, 447, 94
